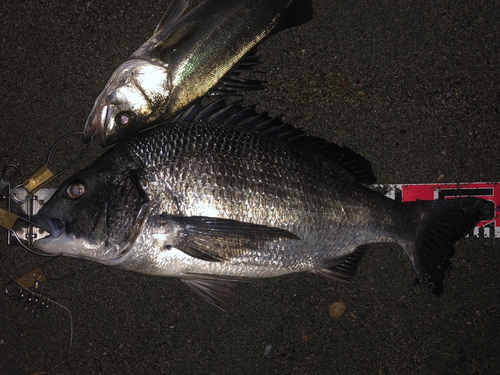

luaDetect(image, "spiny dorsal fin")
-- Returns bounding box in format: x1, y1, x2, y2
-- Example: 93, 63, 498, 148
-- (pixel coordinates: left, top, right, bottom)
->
154, 0, 189, 35
173, 99, 377, 184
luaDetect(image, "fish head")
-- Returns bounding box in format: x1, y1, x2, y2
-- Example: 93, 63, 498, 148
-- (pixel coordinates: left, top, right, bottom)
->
83, 59, 171, 146
33, 152, 150, 263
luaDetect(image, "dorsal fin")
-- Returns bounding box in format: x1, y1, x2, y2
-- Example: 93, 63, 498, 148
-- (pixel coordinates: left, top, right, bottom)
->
208, 0, 313, 96
173, 99, 377, 184
154, 0, 189, 35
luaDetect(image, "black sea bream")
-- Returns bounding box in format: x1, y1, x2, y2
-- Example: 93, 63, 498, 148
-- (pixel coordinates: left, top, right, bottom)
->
35, 101, 488, 311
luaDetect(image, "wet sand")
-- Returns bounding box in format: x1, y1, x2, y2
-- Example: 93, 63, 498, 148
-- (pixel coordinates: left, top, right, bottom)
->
1, 1, 499, 374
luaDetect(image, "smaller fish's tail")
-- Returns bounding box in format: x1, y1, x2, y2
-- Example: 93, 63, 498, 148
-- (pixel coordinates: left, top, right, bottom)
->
402, 197, 490, 294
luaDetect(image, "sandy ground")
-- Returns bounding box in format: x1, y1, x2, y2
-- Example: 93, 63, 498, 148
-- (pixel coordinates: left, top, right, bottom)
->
1, 0, 499, 374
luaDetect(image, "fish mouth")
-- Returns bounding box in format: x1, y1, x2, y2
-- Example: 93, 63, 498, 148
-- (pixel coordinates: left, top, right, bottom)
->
32, 216, 114, 260
83, 103, 111, 145
32, 215, 66, 238
32, 216, 67, 255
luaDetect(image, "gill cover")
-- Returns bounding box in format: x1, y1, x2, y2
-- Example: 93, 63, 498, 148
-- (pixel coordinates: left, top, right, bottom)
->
33, 152, 151, 262
83, 60, 171, 146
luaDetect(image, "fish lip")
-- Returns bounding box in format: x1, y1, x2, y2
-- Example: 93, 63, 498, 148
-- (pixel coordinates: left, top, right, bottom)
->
32, 216, 67, 256
83, 103, 110, 146
32, 215, 66, 239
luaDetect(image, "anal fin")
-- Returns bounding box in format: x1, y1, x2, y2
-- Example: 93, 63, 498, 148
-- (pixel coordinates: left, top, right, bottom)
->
312, 245, 370, 284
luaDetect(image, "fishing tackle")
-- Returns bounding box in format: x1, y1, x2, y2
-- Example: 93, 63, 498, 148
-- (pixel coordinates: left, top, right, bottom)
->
4, 267, 50, 318
0, 164, 19, 232
0, 251, 74, 373
11, 131, 93, 201
3, 257, 75, 312
1, 162, 76, 368
1, 131, 93, 249
0, 164, 18, 197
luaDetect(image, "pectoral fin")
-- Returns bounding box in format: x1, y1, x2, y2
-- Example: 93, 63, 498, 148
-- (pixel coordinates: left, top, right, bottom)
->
167, 216, 299, 262
153, 0, 189, 35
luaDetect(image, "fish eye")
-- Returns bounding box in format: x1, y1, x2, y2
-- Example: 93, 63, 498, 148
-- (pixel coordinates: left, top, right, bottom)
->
116, 111, 134, 129
67, 182, 86, 199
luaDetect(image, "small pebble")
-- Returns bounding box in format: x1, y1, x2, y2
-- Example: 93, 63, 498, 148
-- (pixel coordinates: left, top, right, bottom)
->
341, 80, 352, 89
328, 301, 347, 319
263, 343, 272, 356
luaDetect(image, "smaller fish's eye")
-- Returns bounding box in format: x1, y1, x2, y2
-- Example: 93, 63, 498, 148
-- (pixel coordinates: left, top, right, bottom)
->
116, 112, 133, 129
67, 183, 86, 199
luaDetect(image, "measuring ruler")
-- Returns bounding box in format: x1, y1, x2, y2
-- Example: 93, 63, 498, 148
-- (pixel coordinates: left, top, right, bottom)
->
2, 183, 499, 244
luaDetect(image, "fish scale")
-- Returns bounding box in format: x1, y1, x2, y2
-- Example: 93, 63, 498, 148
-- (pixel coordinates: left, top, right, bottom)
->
126, 122, 343, 231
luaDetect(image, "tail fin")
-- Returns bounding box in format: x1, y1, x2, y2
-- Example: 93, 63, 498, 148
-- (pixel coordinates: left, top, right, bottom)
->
401, 197, 490, 294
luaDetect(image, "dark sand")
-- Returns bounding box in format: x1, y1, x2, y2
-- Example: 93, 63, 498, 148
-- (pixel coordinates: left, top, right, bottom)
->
1, 1, 499, 374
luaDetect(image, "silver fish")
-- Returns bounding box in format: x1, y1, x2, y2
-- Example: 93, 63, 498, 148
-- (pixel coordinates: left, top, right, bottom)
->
34, 101, 488, 311
83, 0, 313, 146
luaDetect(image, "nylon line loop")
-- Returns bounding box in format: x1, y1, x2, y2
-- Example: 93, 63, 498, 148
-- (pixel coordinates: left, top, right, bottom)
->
13, 131, 93, 200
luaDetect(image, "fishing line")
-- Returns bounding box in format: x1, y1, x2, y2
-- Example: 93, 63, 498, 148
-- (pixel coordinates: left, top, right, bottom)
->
1, 131, 93, 255
11, 131, 93, 202
10, 229, 59, 257
0, 132, 85, 372
4, 254, 75, 299
0, 245, 74, 375
45, 131, 93, 178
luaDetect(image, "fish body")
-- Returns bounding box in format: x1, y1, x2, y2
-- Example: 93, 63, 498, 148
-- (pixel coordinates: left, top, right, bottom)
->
83, 0, 313, 146
35, 102, 488, 311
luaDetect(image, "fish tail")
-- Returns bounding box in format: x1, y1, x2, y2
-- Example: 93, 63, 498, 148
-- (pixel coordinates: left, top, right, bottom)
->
401, 197, 490, 294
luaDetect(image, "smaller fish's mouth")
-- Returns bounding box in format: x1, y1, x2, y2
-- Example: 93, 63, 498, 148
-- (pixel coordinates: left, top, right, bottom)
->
83, 103, 110, 145
32, 215, 66, 239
